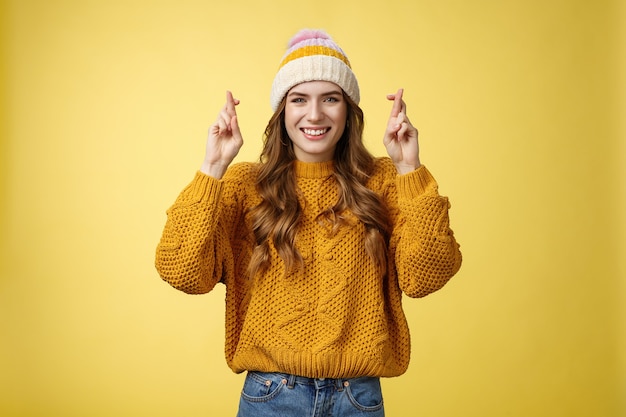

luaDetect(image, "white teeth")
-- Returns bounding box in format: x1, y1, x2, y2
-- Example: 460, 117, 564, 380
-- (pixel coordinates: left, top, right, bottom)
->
303, 128, 328, 136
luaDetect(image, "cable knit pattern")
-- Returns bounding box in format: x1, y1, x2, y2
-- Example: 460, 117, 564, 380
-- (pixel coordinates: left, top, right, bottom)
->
155, 158, 461, 378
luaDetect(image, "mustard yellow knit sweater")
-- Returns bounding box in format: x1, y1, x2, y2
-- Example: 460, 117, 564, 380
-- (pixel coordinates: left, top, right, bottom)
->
155, 158, 461, 378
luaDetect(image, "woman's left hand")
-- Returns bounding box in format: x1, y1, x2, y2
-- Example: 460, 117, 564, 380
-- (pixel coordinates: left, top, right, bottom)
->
383, 88, 421, 174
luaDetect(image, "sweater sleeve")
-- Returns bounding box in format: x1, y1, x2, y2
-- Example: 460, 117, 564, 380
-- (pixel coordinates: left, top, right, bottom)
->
155, 171, 232, 294
392, 165, 462, 298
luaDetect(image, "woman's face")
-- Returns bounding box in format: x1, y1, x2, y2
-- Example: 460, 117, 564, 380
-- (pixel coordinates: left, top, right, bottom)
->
284, 81, 347, 162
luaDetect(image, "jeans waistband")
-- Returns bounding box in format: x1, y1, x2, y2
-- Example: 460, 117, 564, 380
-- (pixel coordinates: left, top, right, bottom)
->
248, 371, 376, 390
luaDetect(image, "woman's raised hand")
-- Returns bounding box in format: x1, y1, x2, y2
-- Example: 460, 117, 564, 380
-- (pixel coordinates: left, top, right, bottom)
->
383, 89, 421, 175
200, 91, 244, 178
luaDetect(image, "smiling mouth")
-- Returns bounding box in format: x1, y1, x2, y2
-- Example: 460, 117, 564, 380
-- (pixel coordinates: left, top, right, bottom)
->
302, 128, 329, 137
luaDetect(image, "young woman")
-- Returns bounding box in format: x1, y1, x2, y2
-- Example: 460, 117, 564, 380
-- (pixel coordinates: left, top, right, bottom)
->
156, 29, 462, 417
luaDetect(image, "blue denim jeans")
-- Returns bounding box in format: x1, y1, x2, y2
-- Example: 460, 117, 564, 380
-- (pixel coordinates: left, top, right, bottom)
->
236, 371, 385, 417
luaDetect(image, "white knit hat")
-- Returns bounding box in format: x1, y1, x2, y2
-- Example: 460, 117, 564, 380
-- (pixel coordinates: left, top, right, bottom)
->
270, 29, 360, 111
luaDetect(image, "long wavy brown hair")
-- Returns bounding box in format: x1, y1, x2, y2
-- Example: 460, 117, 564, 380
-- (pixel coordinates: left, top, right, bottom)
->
247, 91, 392, 278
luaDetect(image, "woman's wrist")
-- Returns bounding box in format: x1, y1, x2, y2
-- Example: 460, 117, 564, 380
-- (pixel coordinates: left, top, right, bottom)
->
200, 161, 229, 179
395, 161, 422, 175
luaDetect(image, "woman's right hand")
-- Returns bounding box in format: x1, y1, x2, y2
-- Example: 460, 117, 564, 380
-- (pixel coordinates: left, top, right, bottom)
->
200, 91, 243, 178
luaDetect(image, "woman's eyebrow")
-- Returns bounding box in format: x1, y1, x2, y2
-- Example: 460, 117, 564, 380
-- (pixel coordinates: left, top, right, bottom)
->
287, 90, 343, 98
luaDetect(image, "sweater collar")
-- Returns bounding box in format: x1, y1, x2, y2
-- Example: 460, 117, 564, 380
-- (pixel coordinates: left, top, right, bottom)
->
293, 160, 335, 179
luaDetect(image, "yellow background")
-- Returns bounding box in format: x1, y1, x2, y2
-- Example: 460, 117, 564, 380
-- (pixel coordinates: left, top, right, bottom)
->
1, 0, 624, 416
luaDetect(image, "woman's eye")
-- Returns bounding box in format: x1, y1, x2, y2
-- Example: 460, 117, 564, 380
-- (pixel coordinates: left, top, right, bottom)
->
324, 97, 339, 103
291, 97, 305, 103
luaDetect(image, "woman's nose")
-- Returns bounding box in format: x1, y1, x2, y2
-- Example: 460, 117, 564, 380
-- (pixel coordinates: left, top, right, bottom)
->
307, 102, 323, 121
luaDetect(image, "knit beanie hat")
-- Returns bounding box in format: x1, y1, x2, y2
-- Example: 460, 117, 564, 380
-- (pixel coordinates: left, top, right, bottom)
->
270, 29, 360, 111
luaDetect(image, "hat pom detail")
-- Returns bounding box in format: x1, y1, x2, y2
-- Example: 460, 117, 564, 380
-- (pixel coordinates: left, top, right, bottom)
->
288, 29, 331, 47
